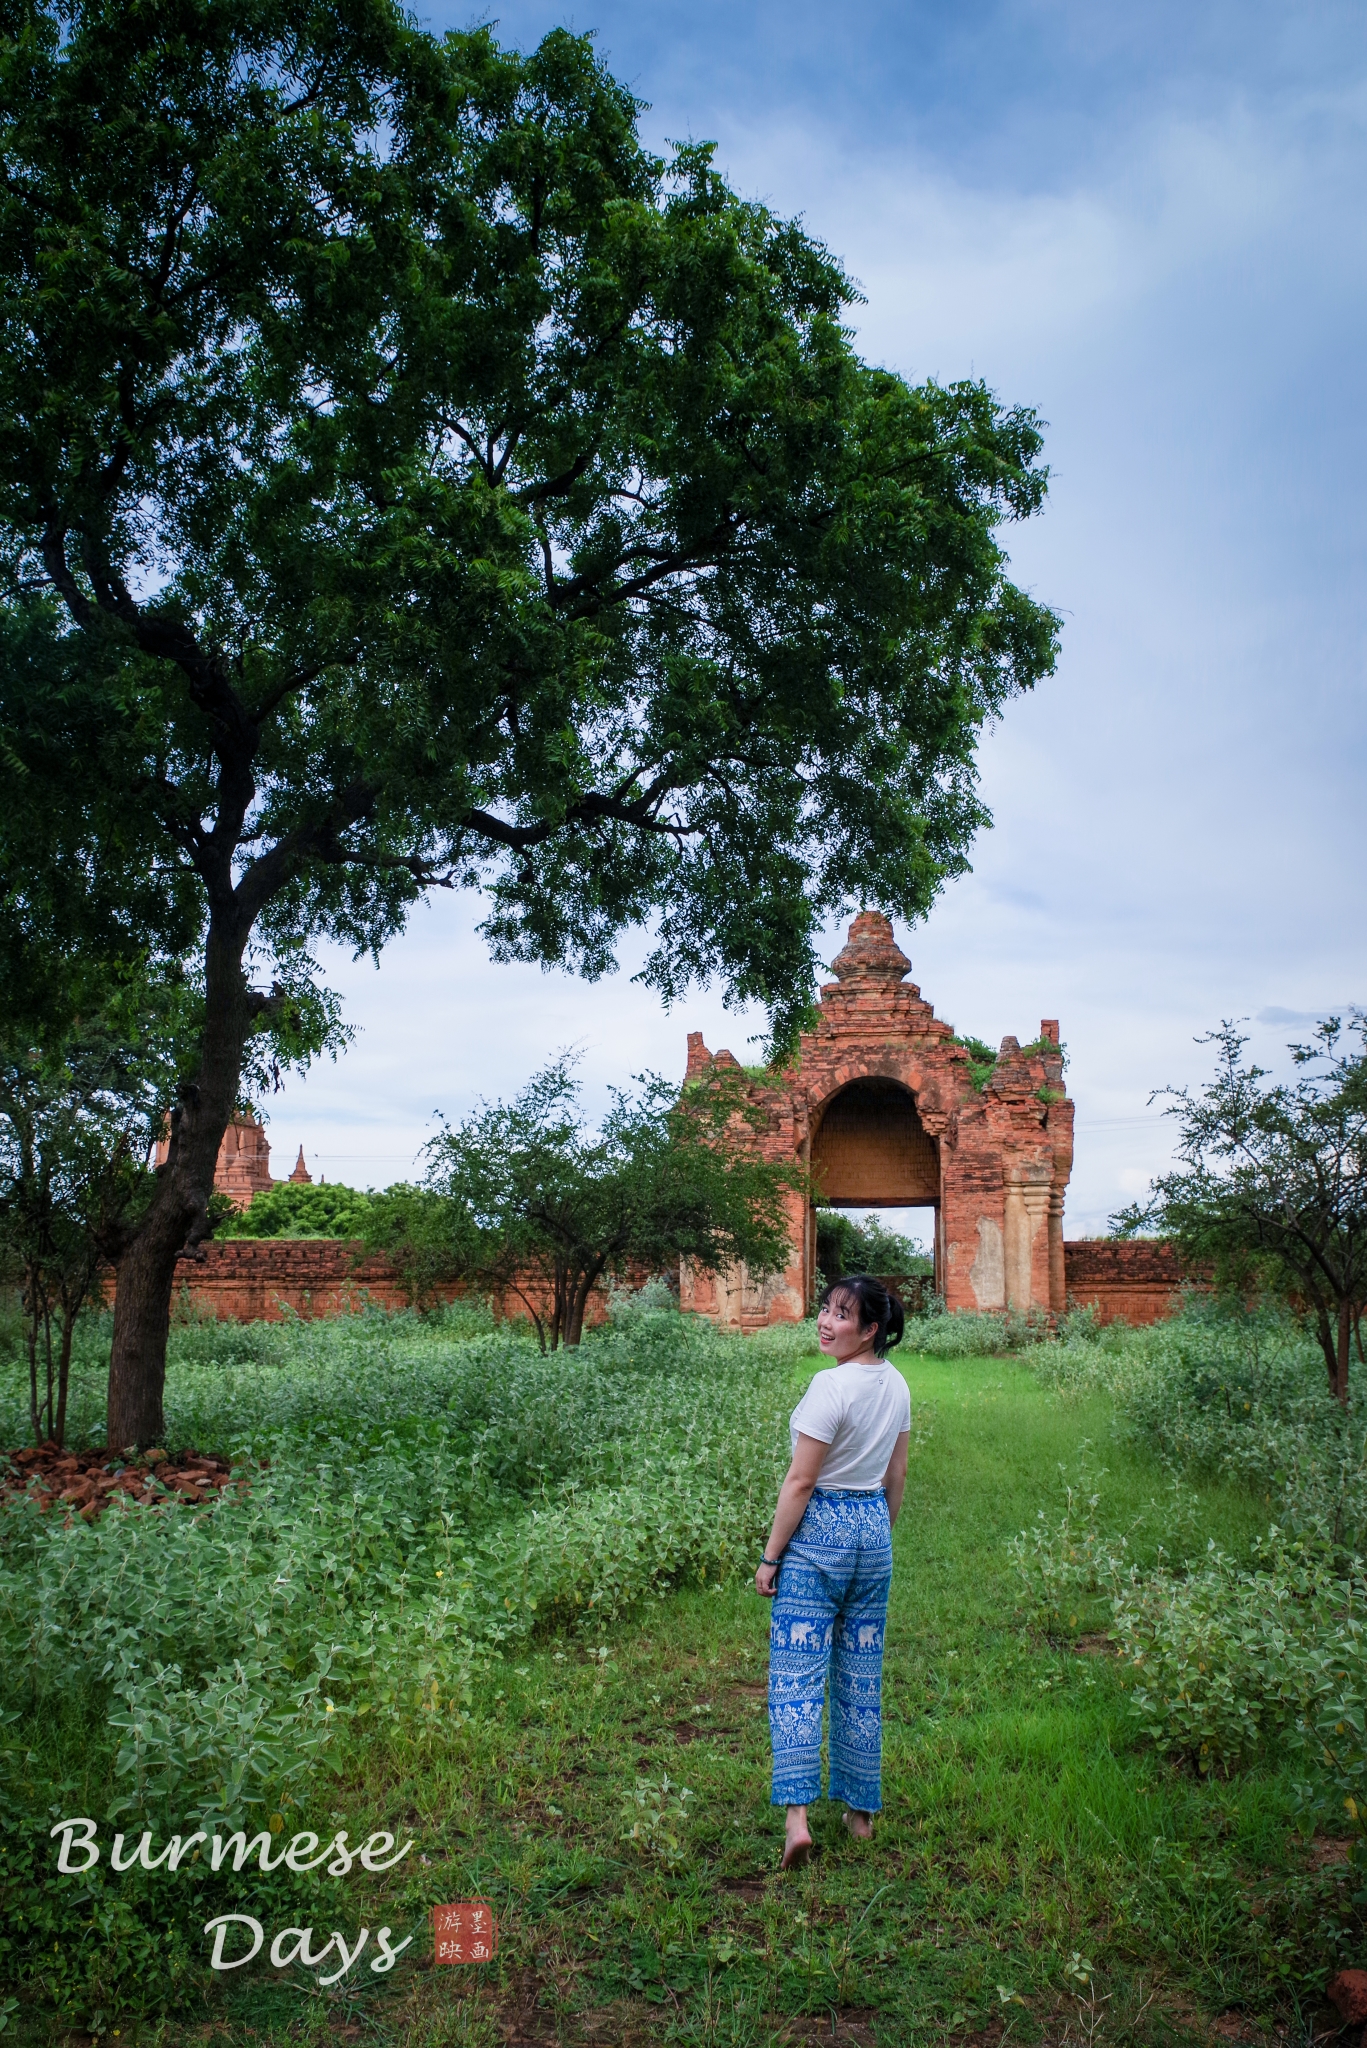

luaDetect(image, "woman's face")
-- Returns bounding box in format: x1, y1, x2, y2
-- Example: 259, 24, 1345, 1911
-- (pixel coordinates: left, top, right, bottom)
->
817, 1290, 879, 1362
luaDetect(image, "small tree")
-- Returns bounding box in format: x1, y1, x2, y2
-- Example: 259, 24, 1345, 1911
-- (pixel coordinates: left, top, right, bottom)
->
1116, 1019, 1367, 1403
0, 1015, 175, 1445
385, 1057, 797, 1349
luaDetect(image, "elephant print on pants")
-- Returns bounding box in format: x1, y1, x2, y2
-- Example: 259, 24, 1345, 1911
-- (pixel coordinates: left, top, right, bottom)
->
768, 1490, 892, 1812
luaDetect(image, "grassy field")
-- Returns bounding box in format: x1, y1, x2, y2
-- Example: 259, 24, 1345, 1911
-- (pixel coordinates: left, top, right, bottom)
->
330, 1358, 1326, 2048
3, 1314, 1360, 2047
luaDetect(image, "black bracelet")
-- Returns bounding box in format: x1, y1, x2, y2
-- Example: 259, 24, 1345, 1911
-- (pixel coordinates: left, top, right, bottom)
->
760, 1556, 782, 1568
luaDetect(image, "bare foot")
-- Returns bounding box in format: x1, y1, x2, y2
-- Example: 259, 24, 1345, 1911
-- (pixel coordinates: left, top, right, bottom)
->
781, 1804, 813, 1871
842, 1808, 875, 1840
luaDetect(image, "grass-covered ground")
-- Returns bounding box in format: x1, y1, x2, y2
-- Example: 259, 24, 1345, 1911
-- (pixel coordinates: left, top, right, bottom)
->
2, 1301, 1362, 2046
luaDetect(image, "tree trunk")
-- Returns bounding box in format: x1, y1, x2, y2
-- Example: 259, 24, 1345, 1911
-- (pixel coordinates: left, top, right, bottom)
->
1337, 1297, 1353, 1407
565, 1262, 604, 1348
566, 1279, 588, 1347
42, 1301, 54, 1443
26, 1290, 40, 1444
549, 1259, 568, 1352
1315, 1303, 1340, 1399
106, 921, 254, 1449
55, 1307, 74, 1451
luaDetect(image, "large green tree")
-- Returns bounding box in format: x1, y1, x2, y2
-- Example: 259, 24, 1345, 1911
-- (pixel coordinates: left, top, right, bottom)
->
0, 1, 1059, 1445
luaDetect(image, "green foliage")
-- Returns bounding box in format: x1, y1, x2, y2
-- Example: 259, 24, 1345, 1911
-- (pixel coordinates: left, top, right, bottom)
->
0, 1002, 185, 1443
951, 1033, 999, 1091
0, 1292, 791, 1794
0, 0, 1059, 1066
814, 1207, 933, 1289
1113, 1537, 1367, 1792
1015, 1301, 1367, 1832
0, 0, 1059, 1442
218, 1181, 379, 1241
1019, 1035, 1068, 1066
1007, 1449, 1139, 1631
1119, 1018, 1367, 1400
621, 1775, 696, 1866
397, 1056, 799, 1346
1036, 1297, 1367, 1555
2, 1320, 1359, 2031
903, 1299, 1054, 1356
0, 1290, 799, 2021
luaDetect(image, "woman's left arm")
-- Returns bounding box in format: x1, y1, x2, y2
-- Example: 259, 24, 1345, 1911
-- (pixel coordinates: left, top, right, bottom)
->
882, 1430, 911, 1526
754, 1434, 830, 1597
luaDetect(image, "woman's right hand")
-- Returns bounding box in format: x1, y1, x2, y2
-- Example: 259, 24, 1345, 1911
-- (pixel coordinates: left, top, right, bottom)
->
755, 1560, 780, 1597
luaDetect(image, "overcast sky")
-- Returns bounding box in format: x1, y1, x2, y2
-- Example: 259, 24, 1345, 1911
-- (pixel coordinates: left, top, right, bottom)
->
269, 0, 1367, 1238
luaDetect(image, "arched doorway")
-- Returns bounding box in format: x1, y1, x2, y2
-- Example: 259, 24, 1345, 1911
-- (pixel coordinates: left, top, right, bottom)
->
809, 1079, 940, 1297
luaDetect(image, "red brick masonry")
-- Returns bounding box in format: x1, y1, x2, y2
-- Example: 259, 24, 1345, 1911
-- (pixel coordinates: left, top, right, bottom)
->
104, 1235, 1185, 1328
160, 1239, 434, 1321
1061, 1239, 1185, 1327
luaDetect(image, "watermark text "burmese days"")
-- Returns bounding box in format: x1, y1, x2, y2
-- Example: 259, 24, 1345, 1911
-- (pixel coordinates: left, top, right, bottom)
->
50, 1820, 420, 1983
51, 1818, 413, 1876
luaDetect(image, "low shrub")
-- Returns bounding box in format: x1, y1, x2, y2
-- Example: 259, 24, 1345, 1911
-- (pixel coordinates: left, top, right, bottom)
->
1113, 1537, 1367, 1804
1033, 1298, 1367, 1554
0, 1292, 799, 2019
1015, 1300, 1367, 1830
1006, 1448, 1138, 1631
903, 1300, 1053, 1358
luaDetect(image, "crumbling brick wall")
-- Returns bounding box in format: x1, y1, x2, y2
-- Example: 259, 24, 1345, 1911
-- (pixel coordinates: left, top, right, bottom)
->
680, 912, 1075, 1327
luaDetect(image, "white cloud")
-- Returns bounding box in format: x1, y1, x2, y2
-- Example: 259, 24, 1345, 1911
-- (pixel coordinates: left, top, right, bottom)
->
268, 39, 1367, 1240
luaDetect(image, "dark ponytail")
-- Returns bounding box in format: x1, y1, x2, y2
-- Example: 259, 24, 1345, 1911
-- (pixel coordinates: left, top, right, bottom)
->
817, 1273, 905, 1357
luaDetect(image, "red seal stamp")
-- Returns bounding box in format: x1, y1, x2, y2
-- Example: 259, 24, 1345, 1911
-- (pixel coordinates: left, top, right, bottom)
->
432, 1901, 497, 1964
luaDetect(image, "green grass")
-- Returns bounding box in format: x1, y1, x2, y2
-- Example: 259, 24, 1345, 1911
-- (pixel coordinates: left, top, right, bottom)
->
195, 1362, 1348, 2043
4, 1328, 1359, 2046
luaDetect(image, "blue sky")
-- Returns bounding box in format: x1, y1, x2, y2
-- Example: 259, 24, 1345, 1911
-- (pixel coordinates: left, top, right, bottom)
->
271, 0, 1367, 1237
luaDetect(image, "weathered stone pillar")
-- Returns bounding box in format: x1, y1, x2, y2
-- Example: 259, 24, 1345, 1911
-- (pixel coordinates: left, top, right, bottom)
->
1048, 1185, 1067, 1313
1022, 1181, 1052, 1311
1003, 1176, 1030, 1310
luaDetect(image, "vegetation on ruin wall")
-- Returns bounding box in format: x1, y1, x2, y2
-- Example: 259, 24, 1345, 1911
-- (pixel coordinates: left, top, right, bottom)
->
948, 1032, 1069, 1094
950, 1033, 999, 1090
4, 1290, 1367, 2039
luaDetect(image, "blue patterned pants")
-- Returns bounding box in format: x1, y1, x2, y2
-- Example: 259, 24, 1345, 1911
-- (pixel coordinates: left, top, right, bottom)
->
768, 1489, 892, 1811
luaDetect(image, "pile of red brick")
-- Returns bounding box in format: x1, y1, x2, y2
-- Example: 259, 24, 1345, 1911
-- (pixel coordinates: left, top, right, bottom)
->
0, 1443, 245, 1519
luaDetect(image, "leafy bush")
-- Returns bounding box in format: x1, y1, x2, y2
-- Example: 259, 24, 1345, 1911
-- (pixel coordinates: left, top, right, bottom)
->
1007, 1449, 1137, 1630
1016, 1305, 1367, 1826
1113, 1537, 1367, 1797
903, 1300, 1053, 1358
1, 1299, 793, 1750
1034, 1298, 1367, 1554
814, 1209, 933, 1288
217, 1180, 380, 1239
0, 1293, 799, 2018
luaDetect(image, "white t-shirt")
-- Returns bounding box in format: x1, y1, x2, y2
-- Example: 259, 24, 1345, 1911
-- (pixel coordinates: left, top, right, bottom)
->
789, 1356, 912, 1490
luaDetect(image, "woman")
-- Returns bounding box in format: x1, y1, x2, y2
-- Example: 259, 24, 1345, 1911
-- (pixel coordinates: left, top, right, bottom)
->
755, 1273, 911, 1870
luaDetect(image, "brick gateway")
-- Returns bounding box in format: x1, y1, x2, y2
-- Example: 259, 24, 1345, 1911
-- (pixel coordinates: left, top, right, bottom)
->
113, 911, 1182, 1329
680, 911, 1080, 1329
